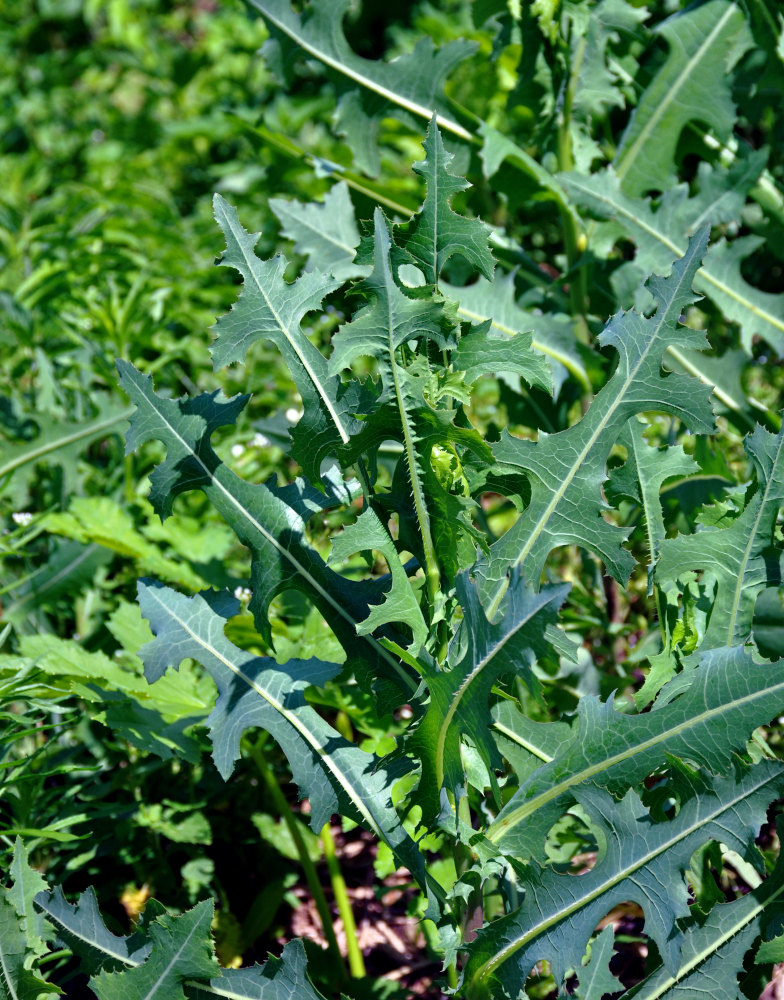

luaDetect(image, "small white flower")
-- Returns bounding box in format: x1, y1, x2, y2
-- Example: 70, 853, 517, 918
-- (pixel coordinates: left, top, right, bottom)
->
12, 512, 33, 526
251, 432, 270, 448
233, 586, 252, 603
231, 443, 245, 458
285, 407, 303, 423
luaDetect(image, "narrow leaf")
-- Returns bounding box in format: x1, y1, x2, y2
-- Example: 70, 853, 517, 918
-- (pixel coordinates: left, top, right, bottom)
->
405, 570, 569, 820
395, 117, 494, 286
6, 839, 50, 961
211, 194, 359, 482
561, 164, 784, 355
607, 419, 698, 590
116, 361, 416, 694
248, 0, 476, 174
329, 210, 451, 600
328, 507, 427, 652
328, 209, 451, 392
0, 895, 59, 1000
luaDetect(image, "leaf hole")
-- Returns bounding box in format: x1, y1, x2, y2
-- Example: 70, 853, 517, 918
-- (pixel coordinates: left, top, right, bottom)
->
544, 807, 603, 875
477, 490, 525, 541
594, 904, 648, 990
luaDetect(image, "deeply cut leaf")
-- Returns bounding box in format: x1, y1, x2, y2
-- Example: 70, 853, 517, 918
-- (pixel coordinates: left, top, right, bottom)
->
486, 645, 784, 858
136, 581, 437, 911
561, 161, 784, 355
473, 228, 715, 616
405, 569, 569, 821
657, 420, 784, 650
394, 117, 494, 287
463, 758, 784, 998
614, 0, 752, 196
211, 194, 365, 483
116, 360, 416, 694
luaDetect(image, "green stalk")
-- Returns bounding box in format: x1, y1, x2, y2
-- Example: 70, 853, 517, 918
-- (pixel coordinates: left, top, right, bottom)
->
249, 740, 346, 982
321, 822, 367, 979
556, 33, 589, 340
390, 355, 440, 610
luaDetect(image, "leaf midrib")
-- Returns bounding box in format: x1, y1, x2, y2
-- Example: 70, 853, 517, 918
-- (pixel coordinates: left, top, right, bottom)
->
6, 544, 102, 619
450, 301, 591, 392
386, 261, 438, 604
274, 203, 357, 257
566, 176, 784, 336
251, 1, 472, 142
632, 878, 784, 999
41, 900, 139, 968
135, 379, 415, 693
0, 408, 132, 479
141, 913, 203, 1000
491, 718, 554, 763
0, 929, 21, 1000
435, 595, 552, 787
725, 431, 784, 643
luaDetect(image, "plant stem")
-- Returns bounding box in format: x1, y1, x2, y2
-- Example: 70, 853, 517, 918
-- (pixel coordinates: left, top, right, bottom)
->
391, 357, 440, 610
355, 455, 373, 506
321, 822, 366, 979
557, 33, 589, 339
249, 740, 346, 982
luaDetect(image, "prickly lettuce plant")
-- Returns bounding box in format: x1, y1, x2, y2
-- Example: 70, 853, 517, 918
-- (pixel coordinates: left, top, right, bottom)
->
28, 113, 784, 998
15, 1, 784, 997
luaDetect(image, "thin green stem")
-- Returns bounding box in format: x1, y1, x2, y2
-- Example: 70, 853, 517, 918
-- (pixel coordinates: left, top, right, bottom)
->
557, 34, 589, 338
353, 455, 374, 509
654, 583, 669, 653
249, 741, 346, 982
321, 822, 366, 979
390, 357, 440, 610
